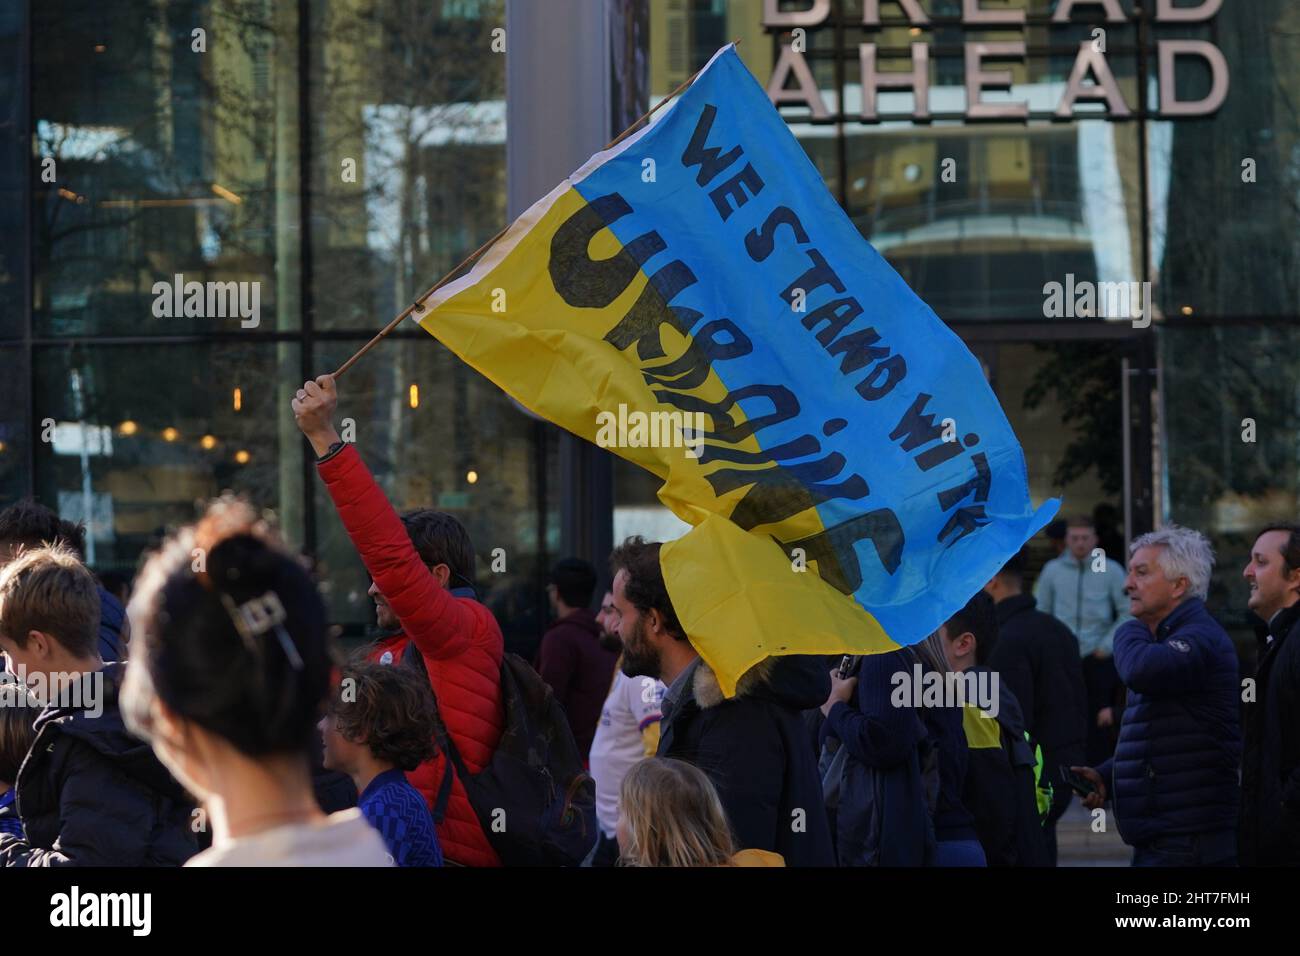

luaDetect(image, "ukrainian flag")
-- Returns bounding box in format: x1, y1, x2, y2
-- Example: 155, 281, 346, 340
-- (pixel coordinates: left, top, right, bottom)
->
412, 45, 1058, 695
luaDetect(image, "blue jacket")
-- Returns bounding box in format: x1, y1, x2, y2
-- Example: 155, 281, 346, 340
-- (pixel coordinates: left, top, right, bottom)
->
822, 648, 934, 865
960, 668, 1048, 866
1098, 598, 1241, 846
0, 664, 197, 866
0, 789, 20, 839
97, 587, 126, 663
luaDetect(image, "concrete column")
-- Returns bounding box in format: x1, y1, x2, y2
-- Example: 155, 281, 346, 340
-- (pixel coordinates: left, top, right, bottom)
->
506, 0, 646, 574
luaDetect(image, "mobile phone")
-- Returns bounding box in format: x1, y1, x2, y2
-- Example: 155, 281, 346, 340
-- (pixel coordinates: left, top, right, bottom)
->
837, 655, 853, 679
1060, 765, 1097, 798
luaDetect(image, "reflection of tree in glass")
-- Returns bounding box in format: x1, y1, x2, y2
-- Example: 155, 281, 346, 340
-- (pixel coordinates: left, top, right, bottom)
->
33, 0, 299, 335
1153, 0, 1299, 319
1163, 326, 1298, 515
1022, 341, 1123, 497
311, 0, 508, 328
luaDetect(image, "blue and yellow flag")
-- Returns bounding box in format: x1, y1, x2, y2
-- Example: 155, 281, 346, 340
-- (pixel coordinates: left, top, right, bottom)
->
416, 45, 1059, 695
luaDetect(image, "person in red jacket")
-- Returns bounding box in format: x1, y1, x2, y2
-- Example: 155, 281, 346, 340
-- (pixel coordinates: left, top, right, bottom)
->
292, 374, 504, 867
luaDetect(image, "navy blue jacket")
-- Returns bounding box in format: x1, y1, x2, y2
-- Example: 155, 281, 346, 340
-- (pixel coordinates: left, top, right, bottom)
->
97, 587, 126, 662
1098, 598, 1241, 846
0, 664, 197, 866
989, 594, 1087, 756
912, 659, 978, 844
960, 667, 1048, 867
823, 648, 934, 865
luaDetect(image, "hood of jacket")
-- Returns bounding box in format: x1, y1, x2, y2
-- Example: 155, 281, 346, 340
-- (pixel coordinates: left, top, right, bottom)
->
97, 586, 126, 662
31, 662, 188, 802
691, 654, 830, 711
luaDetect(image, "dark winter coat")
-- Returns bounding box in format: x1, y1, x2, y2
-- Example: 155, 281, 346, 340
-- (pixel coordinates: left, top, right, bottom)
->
1098, 598, 1241, 846
822, 648, 934, 866
914, 664, 979, 844
536, 608, 619, 760
658, 654, 835, 866
0, 663, 197, 866
97, 586, 126, 662
989, 594, 1087, 756
1239, 601, 1300, 865
960, 667, 1048, 866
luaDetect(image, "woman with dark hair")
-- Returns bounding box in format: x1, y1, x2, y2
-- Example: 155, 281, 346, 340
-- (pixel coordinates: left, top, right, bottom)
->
121, 499, 390, 867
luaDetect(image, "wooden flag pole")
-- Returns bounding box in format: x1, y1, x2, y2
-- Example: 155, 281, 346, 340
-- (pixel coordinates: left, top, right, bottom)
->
330, 41, 739, 379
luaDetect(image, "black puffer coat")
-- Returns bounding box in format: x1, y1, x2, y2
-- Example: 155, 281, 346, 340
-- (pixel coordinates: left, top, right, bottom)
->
0, 663, 197, 867
989, 593, 1087, 756
657, 654, 834, 866
1100, 599, 1241, 846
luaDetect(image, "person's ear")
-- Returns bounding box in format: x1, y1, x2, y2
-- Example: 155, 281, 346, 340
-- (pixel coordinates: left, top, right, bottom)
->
959, 631, 976, 658
430, 563, 452, 589
26, 630, 51, 660
151, 698, 190, 754
1287, 564, 1300, 594
154, 699, 213, 793
646, 607, 664, 638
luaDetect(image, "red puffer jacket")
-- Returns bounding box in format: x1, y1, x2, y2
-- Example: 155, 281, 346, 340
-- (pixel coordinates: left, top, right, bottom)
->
318, 444, 503, 867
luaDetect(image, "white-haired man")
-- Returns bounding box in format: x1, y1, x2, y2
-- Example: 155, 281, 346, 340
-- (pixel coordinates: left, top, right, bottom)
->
1071, 526, 1241, 866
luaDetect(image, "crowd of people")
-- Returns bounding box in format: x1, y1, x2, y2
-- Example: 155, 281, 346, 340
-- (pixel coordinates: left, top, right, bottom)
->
0, 372, 1294, 867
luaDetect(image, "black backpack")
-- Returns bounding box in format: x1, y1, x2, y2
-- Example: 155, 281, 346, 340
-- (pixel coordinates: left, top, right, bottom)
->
402, 642, 598, 866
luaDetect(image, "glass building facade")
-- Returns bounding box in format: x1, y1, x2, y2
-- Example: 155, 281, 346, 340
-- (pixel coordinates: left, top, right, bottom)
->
1, 0, 556, 653
635, 0, 1300, 646
2, 0, 1298, 650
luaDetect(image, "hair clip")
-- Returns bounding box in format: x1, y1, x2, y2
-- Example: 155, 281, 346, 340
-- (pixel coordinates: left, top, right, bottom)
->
220, 591, 304, 671
272, 624, 305, 672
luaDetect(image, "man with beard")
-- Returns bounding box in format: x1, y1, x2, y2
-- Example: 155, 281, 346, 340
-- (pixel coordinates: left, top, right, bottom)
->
585, 589, 663, 867
609, 537, 834, 866
293, 374, 504, 867
1240, 524, 1300, 865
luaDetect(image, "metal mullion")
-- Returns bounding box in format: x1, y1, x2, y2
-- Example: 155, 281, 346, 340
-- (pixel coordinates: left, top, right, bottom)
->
297, 0, 316, 556
22, 0, 34, 497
